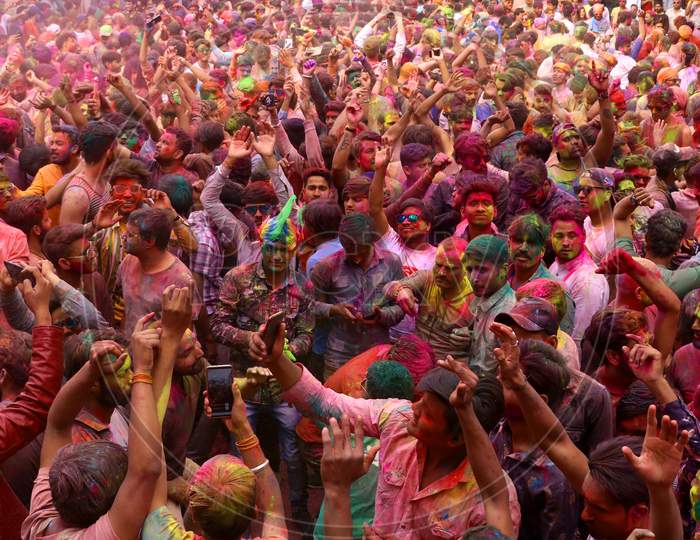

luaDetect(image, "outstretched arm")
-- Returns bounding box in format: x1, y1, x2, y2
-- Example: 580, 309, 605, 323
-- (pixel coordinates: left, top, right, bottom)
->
596, 249, 680, 360
439, 356, 515, 538
491, 323, 590, 493
0, 268, 62, 462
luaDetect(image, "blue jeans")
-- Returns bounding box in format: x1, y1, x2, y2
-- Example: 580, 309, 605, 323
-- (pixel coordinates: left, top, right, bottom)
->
235, 402, 307, 511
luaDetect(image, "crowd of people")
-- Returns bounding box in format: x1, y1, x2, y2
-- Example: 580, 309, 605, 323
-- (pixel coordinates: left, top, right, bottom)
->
6, 0, 700, 538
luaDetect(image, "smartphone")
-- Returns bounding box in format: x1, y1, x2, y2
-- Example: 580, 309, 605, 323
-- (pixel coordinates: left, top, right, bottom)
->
431, 48, 442, 58
146, 13, 162, 29
206, 365, 234, 418
284, 38, 293, 48
262, 311, 285, 352
4, 260, 36, 286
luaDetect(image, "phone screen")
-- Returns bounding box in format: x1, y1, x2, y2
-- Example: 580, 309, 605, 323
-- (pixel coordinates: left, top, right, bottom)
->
207, 365, 233, 418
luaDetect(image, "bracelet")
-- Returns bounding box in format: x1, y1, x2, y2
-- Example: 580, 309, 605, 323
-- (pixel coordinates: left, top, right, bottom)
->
345, 126, 356, 133
235, 434, 260, 451
131, 372, 153, 385
597, 91, 609, 100
249, 459, 270, 474
302, 74, 313, 79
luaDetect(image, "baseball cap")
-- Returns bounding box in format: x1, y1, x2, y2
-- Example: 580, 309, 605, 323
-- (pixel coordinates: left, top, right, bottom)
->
494, 297, 559, 336
416, 367, 459, 403
579, 167, 614, 190
99, 24, 113, 37
652, 143, 696, 169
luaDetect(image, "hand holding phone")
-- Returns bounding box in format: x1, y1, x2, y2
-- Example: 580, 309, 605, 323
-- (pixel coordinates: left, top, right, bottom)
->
206, 365, 234, 418
262, 311, 285, 352
4, 261, 36, 286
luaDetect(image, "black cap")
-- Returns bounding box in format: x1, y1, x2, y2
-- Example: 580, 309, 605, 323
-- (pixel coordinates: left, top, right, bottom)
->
494, 297, 559, 336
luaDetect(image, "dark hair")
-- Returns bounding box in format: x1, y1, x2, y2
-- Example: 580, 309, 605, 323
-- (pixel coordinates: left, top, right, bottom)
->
0, 329, 32, 390
303, 198, 342, 239
42, 224, 87, 266
518, 339, 570, 410
470, 374, 505, 433
506, 101, 530, 130
516, 133, 553, 162
104, 158, 150, 185
548, 203, 586, 229
63, 328, 128, 380
302, 167, 331, 187
510, 157, 549, 194
79, 121, 119, 164
56, 31, 77, 50
101, 50, 121, 67
616, 381, 657, 431
645, 209, 686, 258
455, 179, 498, 210
50, 440, 128, 527
158, 174, 193, 217
194, 121, 225, 153
164, 127, 193, 159
352, 131, 381, 160
588, 436, 648, 508
242, 181, 277, 206
582, 309, 646, 372
508, 213, 549, 247
19, 144, 51, 177
220, 181, 244, 211
398, 198, 433, 225
400, 143, 433, 166
128, 207, 173, 251
402, 124, 435, 148
3, 196, 47, 236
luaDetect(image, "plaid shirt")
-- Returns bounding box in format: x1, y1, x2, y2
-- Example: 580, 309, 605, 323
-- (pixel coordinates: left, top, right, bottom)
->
211, 261, 314, 403
189, 211, 223, 316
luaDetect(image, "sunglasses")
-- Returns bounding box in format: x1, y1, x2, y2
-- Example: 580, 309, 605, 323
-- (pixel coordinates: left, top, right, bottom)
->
574, 185, 607, 196
112, 184, 142, 195
245, 204, 273, 215
397, 213, 421, 224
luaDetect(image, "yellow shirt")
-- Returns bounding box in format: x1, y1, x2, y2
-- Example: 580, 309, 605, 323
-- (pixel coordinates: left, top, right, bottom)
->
17, 164, 65, 226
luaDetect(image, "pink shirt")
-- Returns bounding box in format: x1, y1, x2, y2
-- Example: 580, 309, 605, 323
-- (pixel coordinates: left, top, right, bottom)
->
21, 468, 119, 540
283, 367, 521, 539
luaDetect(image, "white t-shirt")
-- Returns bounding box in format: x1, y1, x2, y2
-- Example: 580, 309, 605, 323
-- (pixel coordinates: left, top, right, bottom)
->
584, 216, 615, 264
378, 228, 437, 341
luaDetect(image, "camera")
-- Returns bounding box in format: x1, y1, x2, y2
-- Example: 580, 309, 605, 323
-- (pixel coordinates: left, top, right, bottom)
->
260, 93, 278, 107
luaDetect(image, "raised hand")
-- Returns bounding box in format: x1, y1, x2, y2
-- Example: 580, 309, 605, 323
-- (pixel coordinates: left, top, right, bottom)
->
623, 338, 663, 384
106, 73, 126, 90
374, 144, 390, 170
625, 530, 656, 540
17, 266, 52, 319
92, 200, 122, 230
89, 340, 127, 377
346, 101, 364, 127
278, 48, 295, 69
622, 405, 689, 489
445, 71, 466, 93
145, 189, 175, 212
436, 355, 479, 409
490, 322, 526, 390
249, 321, 287, 366
30, 92, 54, 110
595, 248, 639, 275
430, 152, 452, 173
226, 126, 254, 163
129, 312, 161, 373
321, 416, 379, 491
252, 132, 276, 158
161, 285, 192, 337
633, 187, 655, 208
588, 60, 610, 96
